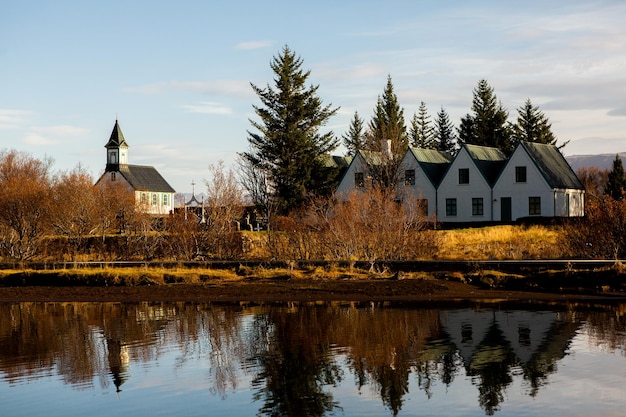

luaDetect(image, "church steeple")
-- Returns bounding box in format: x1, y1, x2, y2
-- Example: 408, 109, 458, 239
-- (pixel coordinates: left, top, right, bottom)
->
105, 119, 129, 171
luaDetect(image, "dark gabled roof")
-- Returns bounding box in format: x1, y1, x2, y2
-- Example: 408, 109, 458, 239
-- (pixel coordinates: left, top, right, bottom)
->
520, 141, 584, 189
464, 144, 508, 186
118, 164, 175, 193
105, 119, 128, 148
408, 147, 452, 186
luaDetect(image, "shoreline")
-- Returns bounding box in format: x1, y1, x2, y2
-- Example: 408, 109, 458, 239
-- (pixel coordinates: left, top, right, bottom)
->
2, 279, 625, 306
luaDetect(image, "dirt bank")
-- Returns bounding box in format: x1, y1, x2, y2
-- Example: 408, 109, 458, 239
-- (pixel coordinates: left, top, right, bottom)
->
1, 279, 625, 306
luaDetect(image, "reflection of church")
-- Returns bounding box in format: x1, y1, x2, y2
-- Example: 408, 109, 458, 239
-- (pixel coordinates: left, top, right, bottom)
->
106, 338, 129, 393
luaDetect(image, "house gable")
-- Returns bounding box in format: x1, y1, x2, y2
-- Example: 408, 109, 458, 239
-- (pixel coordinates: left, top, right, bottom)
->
436, 145, 506, 222
400, 147, 451, 217
493, 141, 585, 220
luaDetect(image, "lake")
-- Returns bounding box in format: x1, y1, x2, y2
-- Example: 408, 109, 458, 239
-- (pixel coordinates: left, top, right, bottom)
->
1, 301, 625, 416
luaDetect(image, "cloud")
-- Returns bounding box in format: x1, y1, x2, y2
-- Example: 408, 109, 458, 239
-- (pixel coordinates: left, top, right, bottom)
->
23, 133, 58, 145
0, 109, 33, 129
19, 124, 88, 146
235, 41, 272, 50
180, 102, 232, 115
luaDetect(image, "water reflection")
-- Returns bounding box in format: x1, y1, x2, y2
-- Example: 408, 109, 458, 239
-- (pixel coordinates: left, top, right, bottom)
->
1, 302, 625, 416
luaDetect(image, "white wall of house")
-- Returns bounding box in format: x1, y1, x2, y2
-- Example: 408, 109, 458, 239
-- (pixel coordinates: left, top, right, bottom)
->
136, 190, 175, 215
96, 171, 174, 215
335, 153, 371, 198
493, 149, 554, 220
398, 152, 438, 218
436, 148, 493, 222
492, 147, 585, 220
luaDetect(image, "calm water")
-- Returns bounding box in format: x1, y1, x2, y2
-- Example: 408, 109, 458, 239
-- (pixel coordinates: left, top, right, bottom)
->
1, 301, 626, 417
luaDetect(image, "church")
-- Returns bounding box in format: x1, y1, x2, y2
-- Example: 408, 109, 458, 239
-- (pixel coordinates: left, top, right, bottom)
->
95, 120, 175, 215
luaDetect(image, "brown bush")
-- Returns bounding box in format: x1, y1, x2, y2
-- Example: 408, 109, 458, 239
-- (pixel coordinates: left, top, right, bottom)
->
267, 188, 439, 261
563, 196, 626, 259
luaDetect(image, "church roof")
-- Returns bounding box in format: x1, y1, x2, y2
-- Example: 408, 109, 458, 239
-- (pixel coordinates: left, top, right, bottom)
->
118, 164, 175, 193
105, 120, 128, 148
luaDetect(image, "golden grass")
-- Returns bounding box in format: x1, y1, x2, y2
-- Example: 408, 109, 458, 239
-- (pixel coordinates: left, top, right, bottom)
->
437, 225, 564, 260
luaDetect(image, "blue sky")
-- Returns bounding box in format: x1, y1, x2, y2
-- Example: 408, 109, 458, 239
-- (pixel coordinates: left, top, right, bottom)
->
2, 0, 625, 193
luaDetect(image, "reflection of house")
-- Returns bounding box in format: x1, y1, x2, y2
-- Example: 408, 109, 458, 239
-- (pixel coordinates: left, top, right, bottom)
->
95, 120, 175, 215
439, 308, 578, 373
335, 141, 585, 223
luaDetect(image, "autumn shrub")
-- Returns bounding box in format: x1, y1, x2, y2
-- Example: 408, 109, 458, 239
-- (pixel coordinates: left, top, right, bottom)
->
563, 196, 626, 259
269, 188, 439, 261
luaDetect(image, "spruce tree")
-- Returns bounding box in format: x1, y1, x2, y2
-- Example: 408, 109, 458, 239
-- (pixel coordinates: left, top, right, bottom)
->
364, 75, 408, 188
604, 155, 626, 200
241, 46, 339, 214
458, 79, 514, 154
409, 101, 435, 149
511, 98, 558, 145
342, 111, 365, 155
434, 106, 456, 153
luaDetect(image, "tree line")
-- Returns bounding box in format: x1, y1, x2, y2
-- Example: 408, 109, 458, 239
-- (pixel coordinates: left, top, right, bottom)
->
2, 46, 626, 263
240, 45, 563, 215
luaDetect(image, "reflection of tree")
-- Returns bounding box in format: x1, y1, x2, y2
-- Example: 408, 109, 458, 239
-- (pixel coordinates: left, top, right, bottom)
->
466, 322, 515, 415
338, 307, 444, 415
246, 307, 343, 417
2, 302, 624, 415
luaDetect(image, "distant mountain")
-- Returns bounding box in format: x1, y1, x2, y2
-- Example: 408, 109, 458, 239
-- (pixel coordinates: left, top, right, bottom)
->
566, 152, 626, 172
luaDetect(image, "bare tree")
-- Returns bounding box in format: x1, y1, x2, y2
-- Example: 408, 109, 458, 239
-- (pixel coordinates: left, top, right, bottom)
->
203, 161, 245, 259
50, 165, 100, 260
0, 150, 53, 261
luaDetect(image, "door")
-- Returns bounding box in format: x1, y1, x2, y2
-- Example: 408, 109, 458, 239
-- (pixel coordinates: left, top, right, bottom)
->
501, 197, 512, 222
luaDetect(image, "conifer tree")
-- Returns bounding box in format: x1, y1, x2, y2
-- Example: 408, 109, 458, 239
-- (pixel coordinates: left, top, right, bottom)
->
241, 46, 339, 214
409, 101, 435, 148
511, 98, 558, 146
604, 155, 626, 200
364, 75, 408, 188
458, 79, 514, 154
342, 111, 365, 155
434, 106, 456, 153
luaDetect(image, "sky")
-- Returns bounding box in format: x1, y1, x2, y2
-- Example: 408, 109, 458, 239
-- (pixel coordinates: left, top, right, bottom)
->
2, 0, 626, 194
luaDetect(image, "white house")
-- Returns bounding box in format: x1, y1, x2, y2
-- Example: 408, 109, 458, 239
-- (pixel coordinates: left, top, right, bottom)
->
436, 144, 507, 222
335, 150, 384, 197
95, 120, 175, 215
334, 142, 584, 223
492, 141, 585, 221
399, 147, 452, 218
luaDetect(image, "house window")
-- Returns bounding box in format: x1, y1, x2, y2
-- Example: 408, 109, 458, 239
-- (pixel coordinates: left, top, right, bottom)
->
458, 168, 469, 184
355, 172, 365, 188
446, 198, 457, 216
140, 193, 148, 205
405, 169, 416, 186
109, 151, 117, 164
516, 166, 527, 183
163, 194, 169, 206
152, 193, 158, 205
472, 198, 484, 216
417, 199, 428, 216
111, 172, 116, 181
529, 196, 541, 215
